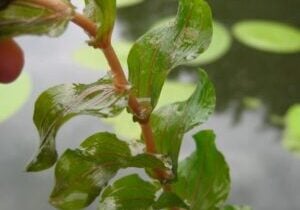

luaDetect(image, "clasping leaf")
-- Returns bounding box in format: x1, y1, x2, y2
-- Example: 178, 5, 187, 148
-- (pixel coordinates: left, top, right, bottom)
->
0, 0, 74, 38
128, 0, 212, 110
27, 75, 129, 172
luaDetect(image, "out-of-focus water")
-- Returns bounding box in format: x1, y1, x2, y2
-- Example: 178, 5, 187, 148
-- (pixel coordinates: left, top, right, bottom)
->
0, 0, 300, 209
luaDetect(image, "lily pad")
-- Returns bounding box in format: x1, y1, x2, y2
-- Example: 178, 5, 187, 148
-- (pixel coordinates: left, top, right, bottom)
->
233, 20, 300, 53
73, 41, 132, 71
117, 0, 144, 8
0, 72, 32, 122
104, 81, 196, 140
283, 104, 300, 154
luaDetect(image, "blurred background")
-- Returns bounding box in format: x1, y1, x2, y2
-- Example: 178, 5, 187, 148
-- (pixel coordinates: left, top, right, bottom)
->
0, 0, 300, 209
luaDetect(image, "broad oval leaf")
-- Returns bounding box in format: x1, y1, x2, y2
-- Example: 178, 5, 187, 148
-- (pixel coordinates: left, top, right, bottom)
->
151, 70, 215, 173
172, 130, 230, 210
99, 174, 157, 210
26, 75, 129, 172
50, 132, 165, 209
128, 0, 212, 110
117, 0, 143, 8
0, 0, 73, 38
84, 0, 116, 47
283, 104, 300, 155
153, 192, 189, 210
233, 20, 300, 53
0, 72, 31, 122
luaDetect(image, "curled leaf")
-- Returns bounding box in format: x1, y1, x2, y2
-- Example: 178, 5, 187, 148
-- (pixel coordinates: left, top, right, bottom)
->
128, 0, 213, 110
27, 75, 129, 172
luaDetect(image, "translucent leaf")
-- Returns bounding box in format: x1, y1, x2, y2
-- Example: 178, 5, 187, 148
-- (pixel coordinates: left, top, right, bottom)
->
233, 20, 300, 53
151, 70, 215, 172
50, 133, 165, 209
0, 72, 31, 122
26, 75, 129, 172
153, 192, 189, 210
0, 0, 73, 38
128, 0, 212, 109
73, 41, 132, 71
99, 174, 157, 210
84, 0, 116, 46
104, 80, 196, 140
283, 104, 300, 154
117, 0, 144, 8
173, 130, 230, 210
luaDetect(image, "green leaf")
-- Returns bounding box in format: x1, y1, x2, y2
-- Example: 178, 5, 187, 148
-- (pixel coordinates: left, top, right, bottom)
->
73, 41, 132, 71
84, 0, 116, 46
283, 104, 300, 154
187, 21, 232, 65
233, 20, 300, 53
151, 70, 215, 173
0, 72, 32, 122
153, 192, 189, 210
99, 174, 157, 210
26, 75, 129, 172
104, 80, 196, 140
50, 132, 166, 209
222, 205, 252, 210
173, 130, 230, 210
128, 0, 212, 109
0, 0, 73, 38
117, 0, 144, 8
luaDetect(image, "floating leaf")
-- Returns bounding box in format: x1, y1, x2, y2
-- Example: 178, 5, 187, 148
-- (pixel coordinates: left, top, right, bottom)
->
187, 21, 232, 65
50, 132, 165, 209
0, 72, 31, 122
153, 192, 189, 210
128, 0, 212, 108
173, 130, 230, 210
84, 0, 116, 46
99, 174, 157, 210
117, 0, 144, 8
151, 70, 215, 172
73, 41, 132, 71
0, 0, 73, 38
283, 104, 300, 154
104, 80, 196, 140
26, 75, 129, 172
233, 20, 300, 53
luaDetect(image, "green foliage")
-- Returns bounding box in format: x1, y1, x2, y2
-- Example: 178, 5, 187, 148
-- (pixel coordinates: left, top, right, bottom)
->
128, 0, 212, 109
0, 0, 73, 38
84, 0, 116, 46
99, 174, 157, 210
233, 20, 300, 53
151, 70, 215, 173
50, 132, 166, 209
173, 130, 230, 210
27, 75, 129, 172
0, 0, 252, 209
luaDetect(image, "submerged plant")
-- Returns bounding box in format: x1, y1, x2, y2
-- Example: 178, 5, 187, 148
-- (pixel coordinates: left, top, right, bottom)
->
0, 0, 251, 209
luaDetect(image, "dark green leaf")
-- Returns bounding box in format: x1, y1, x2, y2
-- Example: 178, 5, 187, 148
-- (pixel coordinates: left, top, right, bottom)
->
151, 70, 215, 173
172, 130, 230, 210
0, 0, 73, 38
26, 75, 129, 172
153, 192, 189, 210
128, 0, 212, 109
99, 174, 157, 210
50, 132, 166, 209
84, 0, 116, 47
